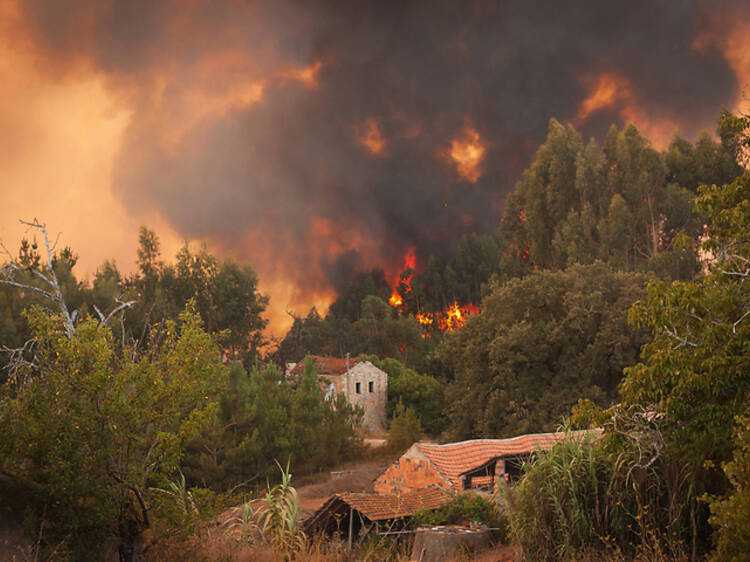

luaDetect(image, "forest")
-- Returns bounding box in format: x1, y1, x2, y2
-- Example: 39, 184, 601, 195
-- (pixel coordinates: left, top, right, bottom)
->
0, 108, 748, 560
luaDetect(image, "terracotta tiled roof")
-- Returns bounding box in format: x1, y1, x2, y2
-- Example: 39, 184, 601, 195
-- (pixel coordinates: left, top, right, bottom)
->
336, 487, 449, 520
303, 487, 449, 531
290, 355, 362, 376
416, 430, 601, 489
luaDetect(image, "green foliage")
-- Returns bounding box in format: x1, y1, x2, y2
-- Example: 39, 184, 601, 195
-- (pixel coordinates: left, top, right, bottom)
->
505, 426, 692, 560
184, 359, 363, 490
131, 235, 269, 362
570, 398, 611, 429
416, 492, 501, 528
0, 303, 227, 555
499, 119, 740, 279
622, 173, 750, 470
360, 354, 446, 435
505, 433, 610, 560
442, 263, 649, 439
603, 165, 750, 558
386, 401, 422, 452
256, 460, 306, 552
706, 415, 750, 561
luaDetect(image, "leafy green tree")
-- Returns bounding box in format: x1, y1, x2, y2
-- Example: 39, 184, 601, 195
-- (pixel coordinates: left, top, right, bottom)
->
125, 233, 268, 362
0, 303, 227, 559
327, 269, 390, 322
706, 413, 750, 561
184, 359, 362, 491
361, 354, 446, 435
442, 263, 649, 440
622, 171, 750, 487
386, 401, 422, 453
350, 295, 428, 369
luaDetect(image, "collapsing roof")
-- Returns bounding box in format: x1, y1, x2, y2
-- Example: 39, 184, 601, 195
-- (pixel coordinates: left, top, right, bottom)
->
302, 487, 449, 536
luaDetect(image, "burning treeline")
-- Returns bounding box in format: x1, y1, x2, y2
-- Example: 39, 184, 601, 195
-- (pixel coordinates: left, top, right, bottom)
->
388, 248, 480, 332
2, 0, 749, 337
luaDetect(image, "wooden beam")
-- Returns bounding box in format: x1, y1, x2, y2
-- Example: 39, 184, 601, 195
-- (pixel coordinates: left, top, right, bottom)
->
348, 506, 354, 550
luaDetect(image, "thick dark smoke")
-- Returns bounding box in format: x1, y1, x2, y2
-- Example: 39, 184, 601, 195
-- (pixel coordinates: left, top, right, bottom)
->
17, 0, 748, 299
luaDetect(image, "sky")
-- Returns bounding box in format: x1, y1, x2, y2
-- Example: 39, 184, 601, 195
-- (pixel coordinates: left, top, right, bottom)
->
1, 0, 749, 336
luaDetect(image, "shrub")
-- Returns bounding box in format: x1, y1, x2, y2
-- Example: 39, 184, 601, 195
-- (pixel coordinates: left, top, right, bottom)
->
504, 433, 612, 560
386, 401, 422, 452
706, 415, 750, 561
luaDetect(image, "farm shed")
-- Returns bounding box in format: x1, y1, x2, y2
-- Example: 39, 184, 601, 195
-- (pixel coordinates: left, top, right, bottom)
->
302, 487, 449, 547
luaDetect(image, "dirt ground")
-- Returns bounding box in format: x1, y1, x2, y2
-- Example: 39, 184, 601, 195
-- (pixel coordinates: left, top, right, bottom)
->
296, 460, 388, 516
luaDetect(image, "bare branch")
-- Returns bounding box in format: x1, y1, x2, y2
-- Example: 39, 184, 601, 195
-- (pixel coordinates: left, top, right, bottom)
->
1, 338, 39, 387
662, 324, 698, 349
7, 219, 75, 338
0, 276, 56, 301
92, 304, 106, 323
733, 308, 750, 334
102, 299, 136, 327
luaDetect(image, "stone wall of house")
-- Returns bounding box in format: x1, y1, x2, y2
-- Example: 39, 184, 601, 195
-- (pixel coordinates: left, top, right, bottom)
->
373, 456, 451, 495
331, 361, 387, 433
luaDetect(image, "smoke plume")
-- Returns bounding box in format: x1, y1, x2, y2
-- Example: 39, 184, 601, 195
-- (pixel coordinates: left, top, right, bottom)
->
8, 0, 750, 332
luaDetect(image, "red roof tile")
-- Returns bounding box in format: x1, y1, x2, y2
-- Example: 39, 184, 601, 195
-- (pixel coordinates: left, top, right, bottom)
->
290, 355, 362, 377
303, 487, 449, 530
415, 430, 601, 489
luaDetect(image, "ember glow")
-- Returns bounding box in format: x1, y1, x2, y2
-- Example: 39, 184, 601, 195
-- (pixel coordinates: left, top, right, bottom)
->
356, 118, 386, 156
576, 72, 682, 148
1, 0, 748, 335
578, 73, 631, 121
449, 125, 486, 183
388, 246, 480, 332
416, 302, 480, 332
389, 248, 416, 307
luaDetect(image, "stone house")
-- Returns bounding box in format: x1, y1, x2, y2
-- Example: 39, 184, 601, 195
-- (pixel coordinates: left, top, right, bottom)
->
287, 356, 388, 433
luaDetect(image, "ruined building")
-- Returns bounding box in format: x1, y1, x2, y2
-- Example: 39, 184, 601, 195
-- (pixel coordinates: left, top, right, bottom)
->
287, 356, 388, 433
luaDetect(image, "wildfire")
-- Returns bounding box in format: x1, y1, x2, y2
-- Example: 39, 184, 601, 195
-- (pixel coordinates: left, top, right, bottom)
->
415, 302, 480, 331
576, 71, 680, 149
577, 73, 630, 121
449, 125, 486, 183
389, 248, 416, 307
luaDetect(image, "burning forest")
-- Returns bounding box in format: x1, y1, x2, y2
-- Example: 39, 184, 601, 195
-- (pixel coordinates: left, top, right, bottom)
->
1, 0, 749, 335
1, 1, 750, 560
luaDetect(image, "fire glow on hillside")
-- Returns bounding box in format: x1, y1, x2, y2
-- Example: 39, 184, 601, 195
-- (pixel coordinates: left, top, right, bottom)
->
388, 249, 480, 332
1, 0, 749, 335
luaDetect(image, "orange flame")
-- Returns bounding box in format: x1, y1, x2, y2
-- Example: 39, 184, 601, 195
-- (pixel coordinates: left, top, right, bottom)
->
388, 248, 417, 307
449, 125, 486, 182
576, 71, 681, 149
578, 73, 630, 121
389, 248, 415, 307
415, 301, 480, 332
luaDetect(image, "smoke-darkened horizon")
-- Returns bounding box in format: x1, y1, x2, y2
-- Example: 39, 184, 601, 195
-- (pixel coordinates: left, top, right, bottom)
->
2, 0, 749, 334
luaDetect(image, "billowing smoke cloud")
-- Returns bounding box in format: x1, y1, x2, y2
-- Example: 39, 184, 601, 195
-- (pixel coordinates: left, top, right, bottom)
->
12, 0, 750, 328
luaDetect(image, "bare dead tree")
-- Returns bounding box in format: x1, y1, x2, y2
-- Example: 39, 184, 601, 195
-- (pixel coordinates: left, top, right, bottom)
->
0, 218, 136, 339
1, 219, 137, 382
1, 219, 77, 338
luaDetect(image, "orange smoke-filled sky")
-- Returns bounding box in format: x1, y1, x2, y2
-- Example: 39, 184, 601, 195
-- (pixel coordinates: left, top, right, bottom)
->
1, 0, 748, 336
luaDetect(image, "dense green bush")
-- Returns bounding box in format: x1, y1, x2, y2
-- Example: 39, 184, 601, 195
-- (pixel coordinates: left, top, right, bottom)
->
706, 415, 750, 561
416, 492, 500, 527
183, 358, 363, 490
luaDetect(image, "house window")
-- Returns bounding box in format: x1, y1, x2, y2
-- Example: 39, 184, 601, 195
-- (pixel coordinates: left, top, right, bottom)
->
368, 381, 374, 393
356, 382, 361, 394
